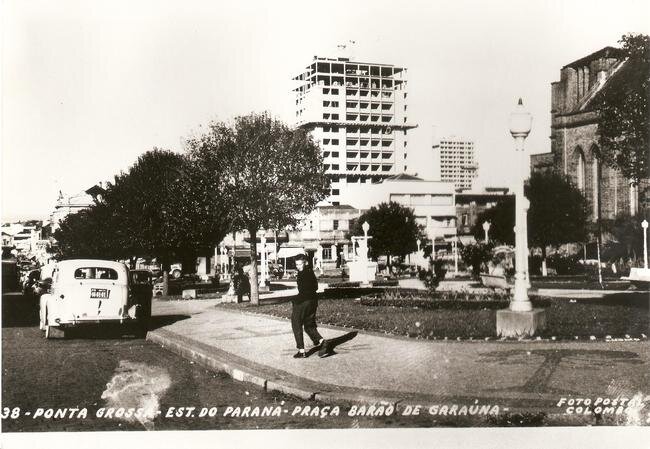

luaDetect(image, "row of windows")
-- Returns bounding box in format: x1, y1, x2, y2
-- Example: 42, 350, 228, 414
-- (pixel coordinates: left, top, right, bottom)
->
323, 164, 395, 172
304, 219, 349, 231
322, 126, 407, 136
345, 140, 394, 147
440, 141, 473, 145
415, 217, 457, 228
345, 113, 394, 119
390, 194, 453, 206
343, 153, 394, 159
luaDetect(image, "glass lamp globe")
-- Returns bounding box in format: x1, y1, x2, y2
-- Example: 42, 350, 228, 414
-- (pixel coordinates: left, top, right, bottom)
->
509, 98, 532, 139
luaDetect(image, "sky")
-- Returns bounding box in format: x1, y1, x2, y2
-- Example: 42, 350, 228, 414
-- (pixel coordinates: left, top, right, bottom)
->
2, 0, 649, 222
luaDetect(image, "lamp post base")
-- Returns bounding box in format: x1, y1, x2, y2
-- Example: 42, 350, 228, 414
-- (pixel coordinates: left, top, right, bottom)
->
496, 308, 546, 338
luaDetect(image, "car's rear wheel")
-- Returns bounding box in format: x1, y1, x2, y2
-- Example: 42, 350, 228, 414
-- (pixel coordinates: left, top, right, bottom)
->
43, 309, 64, 339
45, 324, 64, 339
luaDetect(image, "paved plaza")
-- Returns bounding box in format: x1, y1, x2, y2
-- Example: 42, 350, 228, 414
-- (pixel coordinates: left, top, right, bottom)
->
149, 289, 650, 419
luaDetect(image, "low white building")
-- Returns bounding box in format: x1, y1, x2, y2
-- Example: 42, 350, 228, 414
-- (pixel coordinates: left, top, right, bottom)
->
0, 223, 42, 254
338, 173, 458, 245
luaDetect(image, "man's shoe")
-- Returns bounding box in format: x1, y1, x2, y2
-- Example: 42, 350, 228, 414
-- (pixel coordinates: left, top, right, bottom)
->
293, 351, 307, 359
318, 340, 331, 358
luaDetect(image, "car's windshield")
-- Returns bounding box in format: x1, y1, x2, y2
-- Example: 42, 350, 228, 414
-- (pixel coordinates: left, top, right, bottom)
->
74, 267, 119, 280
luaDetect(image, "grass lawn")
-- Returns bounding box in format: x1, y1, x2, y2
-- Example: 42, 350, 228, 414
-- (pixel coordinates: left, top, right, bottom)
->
219, 292, 649, 339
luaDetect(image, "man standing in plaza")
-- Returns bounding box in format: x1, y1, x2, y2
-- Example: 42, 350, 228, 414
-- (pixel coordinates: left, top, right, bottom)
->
292, 254, 330, 358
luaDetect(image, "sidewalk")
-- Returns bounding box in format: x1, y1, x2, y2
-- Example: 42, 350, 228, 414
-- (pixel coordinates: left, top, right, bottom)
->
147, 295, 650, 413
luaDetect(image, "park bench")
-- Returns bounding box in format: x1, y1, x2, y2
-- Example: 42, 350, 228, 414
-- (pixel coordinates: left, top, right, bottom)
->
480, 273, 512, 292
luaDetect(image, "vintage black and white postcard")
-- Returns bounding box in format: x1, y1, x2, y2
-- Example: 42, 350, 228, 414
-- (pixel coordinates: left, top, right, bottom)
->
1, 1, 649, 448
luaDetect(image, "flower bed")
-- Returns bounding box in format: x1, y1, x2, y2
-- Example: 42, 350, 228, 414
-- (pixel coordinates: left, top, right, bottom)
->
218, 289, 649, 339
327, 279, 399, 288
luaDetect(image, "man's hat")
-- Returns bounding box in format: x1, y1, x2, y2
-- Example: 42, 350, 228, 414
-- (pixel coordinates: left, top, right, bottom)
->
295, 253, 308, 261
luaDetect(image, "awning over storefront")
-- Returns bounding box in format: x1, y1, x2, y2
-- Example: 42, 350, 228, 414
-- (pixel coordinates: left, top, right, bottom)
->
458, 235, 476, 245
277, 247, 306, 259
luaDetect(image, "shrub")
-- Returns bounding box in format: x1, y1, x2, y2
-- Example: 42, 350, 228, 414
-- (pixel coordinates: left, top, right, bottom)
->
459, 242, 494, 278
547, 253, 584, 275
423, 259, 447, 292
359, 289, 525, 310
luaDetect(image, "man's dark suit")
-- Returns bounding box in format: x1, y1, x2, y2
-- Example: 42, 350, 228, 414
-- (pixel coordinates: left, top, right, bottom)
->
292, 267, 323, 349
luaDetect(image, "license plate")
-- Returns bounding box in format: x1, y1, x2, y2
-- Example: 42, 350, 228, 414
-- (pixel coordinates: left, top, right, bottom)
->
90, 288, 110, 299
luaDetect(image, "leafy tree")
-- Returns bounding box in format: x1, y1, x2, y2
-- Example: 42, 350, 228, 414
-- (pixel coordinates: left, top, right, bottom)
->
185, 113, 329, 304
596, 33, 650, 189
473, 172, 589, 275
602, 213, 646, 263
459, 242, 494, 278
53, 203, 120, 260
351, 201, 426, 265
526, 172, 589, 275
55, 149, 229, 295
104, 149, 229, 293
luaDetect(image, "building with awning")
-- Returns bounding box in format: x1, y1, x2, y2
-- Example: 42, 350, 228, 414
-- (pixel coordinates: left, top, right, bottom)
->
276, 245, 306, 259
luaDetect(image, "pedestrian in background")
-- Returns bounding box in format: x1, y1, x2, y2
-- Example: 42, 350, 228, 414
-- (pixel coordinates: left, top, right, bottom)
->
233, 266, 250, 303
291, 254, 330, 358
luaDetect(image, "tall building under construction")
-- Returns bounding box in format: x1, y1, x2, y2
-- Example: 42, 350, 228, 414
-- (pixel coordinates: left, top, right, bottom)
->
293, 56, 417, 204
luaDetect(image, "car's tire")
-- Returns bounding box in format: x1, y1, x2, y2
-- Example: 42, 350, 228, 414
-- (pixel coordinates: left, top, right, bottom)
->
171, 269, 182, 279
39, 305, 45, 330
43, 308, 64, 339
45, 324, 64, 339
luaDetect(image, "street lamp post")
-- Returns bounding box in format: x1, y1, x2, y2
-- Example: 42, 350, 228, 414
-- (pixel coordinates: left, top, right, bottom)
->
643, 219, 649, 269
509, 98, 533, 312
259, 231, 269, 292
496, 99, 546, 337
431, 226, 436, 261
482, 221, 491, 243
453, 236, 459, 277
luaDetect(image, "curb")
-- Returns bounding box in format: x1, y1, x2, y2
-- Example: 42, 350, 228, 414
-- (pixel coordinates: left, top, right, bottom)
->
145, 326, 625, 418
147, 328, 411, 406
147, 328, 317, 402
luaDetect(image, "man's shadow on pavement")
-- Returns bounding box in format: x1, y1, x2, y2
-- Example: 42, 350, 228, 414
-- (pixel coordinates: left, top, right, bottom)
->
306, 331, 358, 358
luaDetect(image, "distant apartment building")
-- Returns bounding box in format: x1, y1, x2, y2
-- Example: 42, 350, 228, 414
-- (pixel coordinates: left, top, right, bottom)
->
437, 136, 477, 191
293, 56, 416, 204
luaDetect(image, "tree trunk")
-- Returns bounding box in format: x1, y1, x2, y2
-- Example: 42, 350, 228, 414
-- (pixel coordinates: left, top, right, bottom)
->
129, 256, 137, 270
248, 228, 259, 305
161, 259, 170, 297
541, 245, 548, 277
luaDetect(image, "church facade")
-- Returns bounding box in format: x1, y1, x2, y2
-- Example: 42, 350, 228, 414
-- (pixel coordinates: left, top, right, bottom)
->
531, 46, 648, 221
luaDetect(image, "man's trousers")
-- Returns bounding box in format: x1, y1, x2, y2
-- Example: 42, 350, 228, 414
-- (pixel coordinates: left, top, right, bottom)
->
291, 298, 323, 349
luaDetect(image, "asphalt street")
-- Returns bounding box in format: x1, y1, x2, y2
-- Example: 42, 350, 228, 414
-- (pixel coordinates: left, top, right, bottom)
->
1, 291, 461, 432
